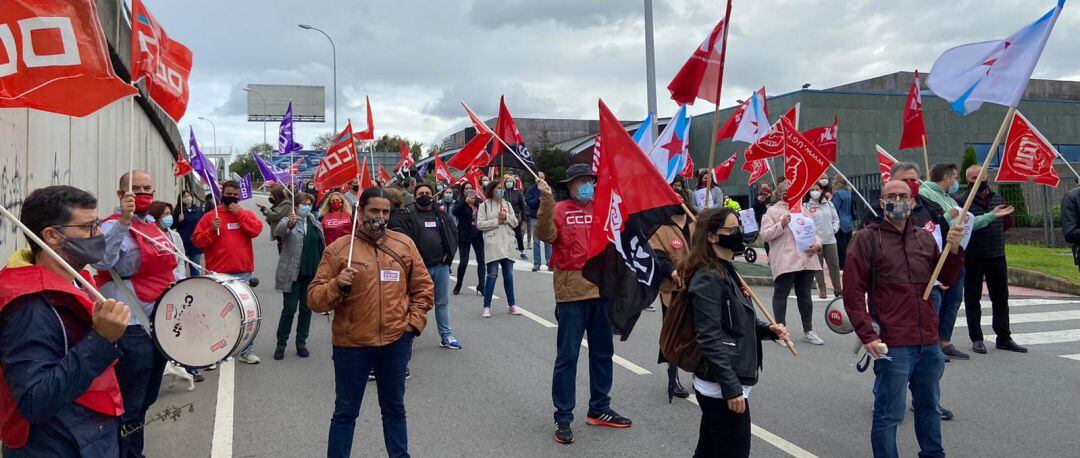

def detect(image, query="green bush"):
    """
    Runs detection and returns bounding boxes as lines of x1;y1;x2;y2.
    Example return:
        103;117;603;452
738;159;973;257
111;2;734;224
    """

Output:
960;145;977;184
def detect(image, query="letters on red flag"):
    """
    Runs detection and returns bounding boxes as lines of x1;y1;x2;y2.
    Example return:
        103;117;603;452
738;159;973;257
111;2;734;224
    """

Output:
996;111;1061;187
876;145;898;183
899;71;927;150
313;122;359;191
803;117;839;163
744;105;800;161
779;118;831;209
130;0;192;122
667;9;729;106
712;152;738;183
0;0;137;116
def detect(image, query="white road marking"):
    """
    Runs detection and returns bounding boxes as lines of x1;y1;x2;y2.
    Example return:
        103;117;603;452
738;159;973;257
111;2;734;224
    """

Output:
515;306;557;328
955;310;1080;327
792;296;1080;308
685;394;819;458
580;340;651;375
454;259;553;275
448;276;501;300
1060;354;1080;362
210;360;235;458
987;329;1080;346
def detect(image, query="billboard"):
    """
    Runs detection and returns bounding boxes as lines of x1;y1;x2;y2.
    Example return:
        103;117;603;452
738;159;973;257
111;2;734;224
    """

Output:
246;84;325;122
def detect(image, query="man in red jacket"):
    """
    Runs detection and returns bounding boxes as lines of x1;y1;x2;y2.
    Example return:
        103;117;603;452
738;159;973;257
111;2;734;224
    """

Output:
843;180;966;458
193;180;264;364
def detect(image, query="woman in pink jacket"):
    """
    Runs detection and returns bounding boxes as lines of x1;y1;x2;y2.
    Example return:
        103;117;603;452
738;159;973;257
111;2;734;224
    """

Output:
760;178;825;346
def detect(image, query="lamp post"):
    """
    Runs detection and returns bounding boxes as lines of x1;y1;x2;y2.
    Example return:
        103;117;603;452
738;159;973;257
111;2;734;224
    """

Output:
197;116;218;173
643;0;658;139
244;88;268;146
299;24;337;132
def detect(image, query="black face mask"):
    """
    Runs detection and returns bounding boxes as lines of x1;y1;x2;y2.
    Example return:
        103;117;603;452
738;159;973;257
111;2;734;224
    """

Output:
714;228;745;254
416;195;433;208
60;232;106;269
221;195;239;206
977;182;991;195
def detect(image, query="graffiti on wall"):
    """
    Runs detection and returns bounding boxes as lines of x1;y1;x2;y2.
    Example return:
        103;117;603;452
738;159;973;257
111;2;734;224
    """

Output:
0;155;25;248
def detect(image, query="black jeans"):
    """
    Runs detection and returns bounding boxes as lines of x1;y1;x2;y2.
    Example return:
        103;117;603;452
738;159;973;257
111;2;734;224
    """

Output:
115;326;167;458
835;229;852;270
456;237;485;289
694;390;751;458
964;255;1011;342
513;223;525;252
772;270;816;333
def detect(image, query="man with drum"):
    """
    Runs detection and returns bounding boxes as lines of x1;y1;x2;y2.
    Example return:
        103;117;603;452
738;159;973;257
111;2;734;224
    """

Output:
93;171;180;457
308;187;434;458
0;186;132;457
192;180;264;365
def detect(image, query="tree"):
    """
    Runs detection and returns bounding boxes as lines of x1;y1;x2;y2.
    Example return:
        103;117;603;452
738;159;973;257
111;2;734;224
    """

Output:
310;132;336;151
229;143;274;183
532;146;568;184
961;145;977;184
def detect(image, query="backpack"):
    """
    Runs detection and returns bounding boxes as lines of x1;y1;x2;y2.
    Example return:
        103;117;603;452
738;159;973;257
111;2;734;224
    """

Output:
659;286;700;373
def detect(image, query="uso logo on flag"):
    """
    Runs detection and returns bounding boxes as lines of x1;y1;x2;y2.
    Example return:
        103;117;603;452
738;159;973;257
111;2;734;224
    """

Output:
671;239;683;250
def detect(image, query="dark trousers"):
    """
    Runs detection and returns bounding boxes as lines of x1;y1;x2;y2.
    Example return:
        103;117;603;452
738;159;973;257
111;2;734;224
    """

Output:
693;391;751;458
327;334;414;458
552;299;614;423
836;229;852;270
455;238;485;289
963;255;1011;342
277;275;314;347
115;325;167;458
513;223;525;252
772;270;816;333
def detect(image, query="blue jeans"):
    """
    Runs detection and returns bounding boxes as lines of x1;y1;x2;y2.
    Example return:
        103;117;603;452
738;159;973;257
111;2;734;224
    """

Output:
529;218;551;268
428;263;453;341
552;299;614;423
871;345;945;458
483;258;516;308
115;326;167;457
328;334;413;458
938;271;965;342
187;253;203;277
232;272;256;357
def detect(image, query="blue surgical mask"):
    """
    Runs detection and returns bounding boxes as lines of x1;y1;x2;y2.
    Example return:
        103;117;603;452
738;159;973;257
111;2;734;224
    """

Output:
948;181;960;194
575;182;595;202
160;215;173;228
298;204;312;217
437;185;445;192
144;214;156;224
443;193;453;203
505;182;514;190
494;189;505;200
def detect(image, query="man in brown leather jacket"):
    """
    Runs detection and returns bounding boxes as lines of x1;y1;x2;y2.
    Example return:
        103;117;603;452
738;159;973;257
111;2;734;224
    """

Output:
308;187;434;458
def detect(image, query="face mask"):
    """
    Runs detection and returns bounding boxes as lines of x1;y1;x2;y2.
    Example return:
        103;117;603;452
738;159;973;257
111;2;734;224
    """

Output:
505;182;513;190
481;180;490;188
977;182;990;195
144;214;156;224
59;232;106;269
948;180;960;194
575;182;595;202
818;179;829;187
134;193;154;212
437;185;445;192
330;202;343;211
884;200;913;222
905;180;921;198
810;190;822;200
443;193;454;203
297;204;312;217
416;195;433;207
362;216;388;238
494;189;505;200
466;190;476;199
160;215;173;228
182;196;193;206
714;228;745;254
221;195;240;206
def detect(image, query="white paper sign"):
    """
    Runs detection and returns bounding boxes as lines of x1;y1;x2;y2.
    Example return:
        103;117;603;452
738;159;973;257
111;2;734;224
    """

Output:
739;209;758;234
789;213;817;253
955;206;975;249
380;270;401;282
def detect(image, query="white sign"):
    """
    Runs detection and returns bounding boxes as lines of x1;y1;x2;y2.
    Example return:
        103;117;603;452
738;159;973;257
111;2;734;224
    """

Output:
739;209;758;234
955;206;975;249
789;213;817;253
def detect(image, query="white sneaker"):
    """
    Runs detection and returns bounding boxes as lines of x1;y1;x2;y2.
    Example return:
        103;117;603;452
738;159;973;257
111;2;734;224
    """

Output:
238;353;261;364
482;308;491;318
802;331;825;346
508;306;522;315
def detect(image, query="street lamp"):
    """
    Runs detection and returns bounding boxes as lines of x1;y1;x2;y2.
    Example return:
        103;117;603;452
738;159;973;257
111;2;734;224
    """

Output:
299;24;337;132
197;116;218;173
802;83;812;89
244;88;267;146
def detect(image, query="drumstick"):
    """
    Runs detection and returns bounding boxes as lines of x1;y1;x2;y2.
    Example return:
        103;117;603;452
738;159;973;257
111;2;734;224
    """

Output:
0;204;107;302
128;226;216;275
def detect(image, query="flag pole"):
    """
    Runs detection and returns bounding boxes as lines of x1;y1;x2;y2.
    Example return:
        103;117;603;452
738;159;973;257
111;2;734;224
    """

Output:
921;135;931;181
199;168;221;236
129;96;135;194
0;204;107;303
1056;151;1080;181
923;106;1016;299
702;0;732;209
491;134;539;180
828;164;878;217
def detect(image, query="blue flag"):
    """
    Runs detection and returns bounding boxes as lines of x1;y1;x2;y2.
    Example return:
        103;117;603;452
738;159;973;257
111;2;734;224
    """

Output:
189;127;220;200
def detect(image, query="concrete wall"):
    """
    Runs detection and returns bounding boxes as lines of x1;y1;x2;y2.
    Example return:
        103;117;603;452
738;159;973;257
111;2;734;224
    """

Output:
0;0;185;256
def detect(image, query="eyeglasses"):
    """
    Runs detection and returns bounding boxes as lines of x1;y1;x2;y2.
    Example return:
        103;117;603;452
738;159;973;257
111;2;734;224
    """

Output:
882;193;911;201
53;219;102;234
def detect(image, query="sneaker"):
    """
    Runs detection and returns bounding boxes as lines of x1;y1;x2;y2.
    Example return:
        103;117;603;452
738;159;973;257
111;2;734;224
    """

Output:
802;331;825;346
520;252;528;260
204;363;218;371
482;308;492;318
273;346;285;360
645;305;657;312
586;409;632;428
368;369;376;381
191;370;205;383
942;344;970;360
405;367;412;380
554;422;574;444
440;337;462;350
508;306;522;315
238;353;261;364
296;344;310;358
532;266;540;272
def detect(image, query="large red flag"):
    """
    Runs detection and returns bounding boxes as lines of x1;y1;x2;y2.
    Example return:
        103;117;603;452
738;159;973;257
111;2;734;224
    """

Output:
803;117;839;163
876;145;898;183
461;101;494;134
313;122;359;191
742;156;770;185
395;140;415;171
353;96;375;141
434;154;453;183
446;132;494;170
378;164;393;183
583;99;684;339
487;96;535;167
780;118;831;210
899;71;926;150
715;88;766;141
995;111;1061;187
130;0;192;122
0;0;137;116
744;105;801;161
666;2;731;106
712;152;738;183
358;157;375;190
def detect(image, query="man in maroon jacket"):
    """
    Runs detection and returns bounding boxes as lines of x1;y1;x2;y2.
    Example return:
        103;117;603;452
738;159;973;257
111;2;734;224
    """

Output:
843;180;965;458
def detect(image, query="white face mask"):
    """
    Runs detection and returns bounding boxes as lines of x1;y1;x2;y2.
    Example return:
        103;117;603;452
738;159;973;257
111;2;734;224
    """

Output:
810;190;822;200
818;179;829;187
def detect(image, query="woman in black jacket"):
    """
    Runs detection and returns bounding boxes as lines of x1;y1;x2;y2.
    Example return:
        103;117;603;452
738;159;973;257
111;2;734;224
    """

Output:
679;207;788;458
451;182;485;295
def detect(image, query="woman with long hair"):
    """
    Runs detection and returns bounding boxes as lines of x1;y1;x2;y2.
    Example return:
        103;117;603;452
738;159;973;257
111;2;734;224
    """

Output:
830;175;855;269
803;182;842;299
677;207;788;458
475;181;522;318
452;182;485;295
319;191;354;245
173;188;204;276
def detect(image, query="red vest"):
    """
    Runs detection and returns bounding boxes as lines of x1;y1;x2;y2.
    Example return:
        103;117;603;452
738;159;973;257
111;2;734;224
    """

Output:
94;214;178;303
0;266;124;449
550;199;594;271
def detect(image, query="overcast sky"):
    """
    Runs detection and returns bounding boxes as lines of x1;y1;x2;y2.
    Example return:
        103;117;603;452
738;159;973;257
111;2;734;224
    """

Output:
148;0;1080;154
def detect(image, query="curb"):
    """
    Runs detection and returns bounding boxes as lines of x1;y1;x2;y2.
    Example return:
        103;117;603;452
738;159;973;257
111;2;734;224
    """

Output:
741;276;774;287
1007;268;1080;297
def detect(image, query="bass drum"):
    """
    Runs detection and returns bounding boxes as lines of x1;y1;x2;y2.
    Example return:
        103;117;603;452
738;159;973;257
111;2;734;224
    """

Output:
152;275;261;368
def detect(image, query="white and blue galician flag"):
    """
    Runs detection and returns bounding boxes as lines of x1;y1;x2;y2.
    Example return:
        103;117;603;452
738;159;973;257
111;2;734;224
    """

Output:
927;0;1064;115
732;89;769;143
631;111;656;154
647;105;691;183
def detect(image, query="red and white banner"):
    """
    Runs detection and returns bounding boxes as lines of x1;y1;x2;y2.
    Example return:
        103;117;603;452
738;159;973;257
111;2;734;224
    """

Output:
996;111;1061;187
667;5;730;106
744;105;801;161
313;122;358;191
434;154;452;183
712;152;738;183
446;132;493;170
780;118;831;210
803;117;838;163
742;156;770;185
899;71;926;150
395;140;414;171
378;164;393;183
0;0;137;116
130;0;192;122
876;145;898;183
716;87;765;141
680;151;695;179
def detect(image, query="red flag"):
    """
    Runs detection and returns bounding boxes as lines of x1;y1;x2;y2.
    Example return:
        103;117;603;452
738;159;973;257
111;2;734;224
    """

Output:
779;118;831;209
783;103;800;129
876;145;898;183
680;153;696;179
378;164;393;183
461;101;494;135
584;99;684;339
488;96;531;162
434;154;453;183
464;167;485;201
446;132;494;170
313;122;359;191
0;0;137;117
173;153;193;177
130;0;192;122
353;96;375;141
716;88;766;141
744;105;801;161
899;71;926;150
592;135;602;173
666;3;731;106
995;111;1061;187
712;152;738;183
395;140;414;171
803;117;839;163
742;156;770;185
358;158;375;190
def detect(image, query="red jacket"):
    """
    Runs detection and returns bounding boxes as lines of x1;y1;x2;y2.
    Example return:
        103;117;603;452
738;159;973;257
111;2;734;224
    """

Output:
535;193;599;303
320;212;353;246
192;206;263;274
842;220;964;347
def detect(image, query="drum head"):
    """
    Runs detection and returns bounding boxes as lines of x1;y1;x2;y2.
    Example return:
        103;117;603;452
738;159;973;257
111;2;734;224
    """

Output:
153;276;252;368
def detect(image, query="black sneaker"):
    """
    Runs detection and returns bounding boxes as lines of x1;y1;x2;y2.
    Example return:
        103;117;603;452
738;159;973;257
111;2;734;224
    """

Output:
554;422;574;444
296;344;310;358
273;346;285;360
942;344;970;360
586;409;632;428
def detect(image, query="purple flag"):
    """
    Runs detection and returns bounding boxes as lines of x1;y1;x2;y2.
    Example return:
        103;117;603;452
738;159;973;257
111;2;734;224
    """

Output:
189;127;221;200
238;174;254;201
277;102;304;156
252;151;292;184
417;162;429;179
